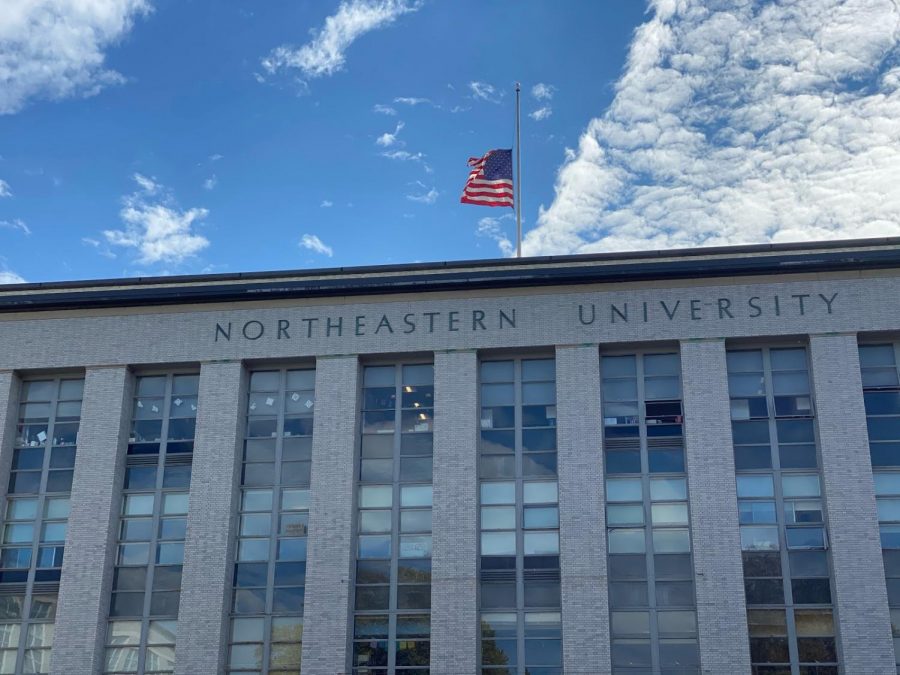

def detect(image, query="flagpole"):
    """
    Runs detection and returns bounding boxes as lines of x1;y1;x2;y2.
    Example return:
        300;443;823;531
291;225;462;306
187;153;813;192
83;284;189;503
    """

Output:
515;82;522;258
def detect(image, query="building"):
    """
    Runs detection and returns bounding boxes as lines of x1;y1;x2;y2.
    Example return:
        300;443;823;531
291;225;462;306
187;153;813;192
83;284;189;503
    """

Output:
0;237;897;675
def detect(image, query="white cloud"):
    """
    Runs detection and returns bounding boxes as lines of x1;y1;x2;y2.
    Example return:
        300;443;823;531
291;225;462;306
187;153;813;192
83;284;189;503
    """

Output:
406;182;438;204
381;150;425;162
82;236;117;258
394;96;430;106
470;81;501;102
299;233;333;256
0;219;31;235
132;172;159;194
0;179;10;197
373;103;397;115
529;106;552;121
261;0;420;81
477;215;515;257
532;83;555;101
0;270;25;284
526;0;900;256
0;0;152;115
203;175;217;190
320;199;334;208
376;120;405;147
209;153;224;162
102;173;209;265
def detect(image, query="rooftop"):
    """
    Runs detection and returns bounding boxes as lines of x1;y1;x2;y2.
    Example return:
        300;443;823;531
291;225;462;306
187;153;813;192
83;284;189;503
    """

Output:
1;236;899;313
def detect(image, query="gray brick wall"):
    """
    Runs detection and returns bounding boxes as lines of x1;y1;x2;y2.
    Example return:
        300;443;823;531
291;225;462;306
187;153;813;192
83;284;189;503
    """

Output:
809;333;895;673
430;349;479;675
300;354;359;674
679;339;751;673
175;360;247;674
52;366;132;675
556;344;610;673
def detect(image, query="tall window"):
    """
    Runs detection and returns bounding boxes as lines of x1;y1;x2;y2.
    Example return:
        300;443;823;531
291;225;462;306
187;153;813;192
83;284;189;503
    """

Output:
727;348;838;675
104;374;198;675
228;369;313;674
601;352;699;675
0;377;82;675
479;358;562;675
859;343;900;671
352;364;433;675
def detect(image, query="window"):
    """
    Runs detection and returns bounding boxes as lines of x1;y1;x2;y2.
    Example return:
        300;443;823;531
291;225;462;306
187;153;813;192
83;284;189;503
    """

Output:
353;364;433;674
228;369;313;674
105;374;198;675
0;377;82;675
602;353;699;675
860;343;900;669
727;348;838;675
479;358;562;675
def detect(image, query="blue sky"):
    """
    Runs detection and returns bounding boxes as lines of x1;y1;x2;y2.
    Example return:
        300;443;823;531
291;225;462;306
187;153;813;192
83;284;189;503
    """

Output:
2;0;900;283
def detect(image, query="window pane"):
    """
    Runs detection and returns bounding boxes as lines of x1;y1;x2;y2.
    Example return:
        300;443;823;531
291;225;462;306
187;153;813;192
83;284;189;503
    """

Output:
736;476;774;498
651;503;688;526
481;532;516;556
481;482;515;505
607;479;642;503
609;529;646;554
782;474;820;498
523;482;558;504
650;478;686;501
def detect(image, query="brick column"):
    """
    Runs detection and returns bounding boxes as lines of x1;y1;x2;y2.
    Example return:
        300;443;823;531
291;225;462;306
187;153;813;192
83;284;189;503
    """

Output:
300;355;359;674
430;350;479;674
809;333;895;673
679;339;751;673
175;360;246;674
52;366;132;674
555;344;610;673
0;371;20;507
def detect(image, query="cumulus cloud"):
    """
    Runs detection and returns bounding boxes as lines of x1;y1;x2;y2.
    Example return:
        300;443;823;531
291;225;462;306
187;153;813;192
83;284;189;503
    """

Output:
0;270;26;284
261;0;420;82
526;0;900;256
373;103;397;115
406;182;438;204
530;83;554;120
102;173;210;265
299;233;333;256
0;219;31;235
381;150;425;162
203;175;217;190
320;199;333;208
376;120;405;147
532;83;555;101
470;81;500;102
394;96;430;106
0;179;10;197
0;0;151;115
477;215;515;257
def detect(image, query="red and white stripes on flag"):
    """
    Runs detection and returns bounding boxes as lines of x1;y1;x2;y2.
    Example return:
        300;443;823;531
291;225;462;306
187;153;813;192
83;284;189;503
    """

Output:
460;149;514;207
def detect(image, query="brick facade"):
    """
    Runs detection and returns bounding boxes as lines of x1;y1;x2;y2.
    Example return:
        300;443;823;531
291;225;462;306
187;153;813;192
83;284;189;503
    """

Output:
0;242;896;673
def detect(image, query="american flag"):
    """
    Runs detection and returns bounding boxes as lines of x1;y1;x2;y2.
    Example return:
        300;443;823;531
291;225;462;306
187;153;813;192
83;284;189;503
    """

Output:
460;148;514;207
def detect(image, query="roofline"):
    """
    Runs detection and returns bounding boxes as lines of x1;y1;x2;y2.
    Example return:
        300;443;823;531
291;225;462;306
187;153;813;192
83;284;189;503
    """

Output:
1;236;899;313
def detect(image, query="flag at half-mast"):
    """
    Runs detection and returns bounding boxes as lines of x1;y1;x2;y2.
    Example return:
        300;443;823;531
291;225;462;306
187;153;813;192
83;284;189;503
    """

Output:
460;148;514;207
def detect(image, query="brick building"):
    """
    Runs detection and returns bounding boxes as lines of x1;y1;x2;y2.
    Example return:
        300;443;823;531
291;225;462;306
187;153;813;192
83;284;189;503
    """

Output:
0;237;898;674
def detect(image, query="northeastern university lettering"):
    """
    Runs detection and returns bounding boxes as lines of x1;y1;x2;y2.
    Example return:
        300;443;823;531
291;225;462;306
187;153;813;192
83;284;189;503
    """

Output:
212;291;839;343
577;292;838;325
215;308;518;342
